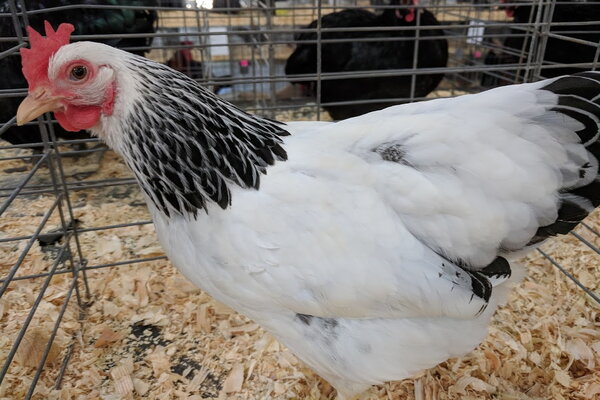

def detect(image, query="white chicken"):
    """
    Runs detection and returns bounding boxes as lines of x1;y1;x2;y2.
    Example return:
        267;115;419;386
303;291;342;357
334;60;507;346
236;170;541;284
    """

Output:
17;22;600;399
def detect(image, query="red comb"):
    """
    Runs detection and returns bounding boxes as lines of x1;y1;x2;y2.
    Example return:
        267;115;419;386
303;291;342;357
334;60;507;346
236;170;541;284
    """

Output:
20;21;74;90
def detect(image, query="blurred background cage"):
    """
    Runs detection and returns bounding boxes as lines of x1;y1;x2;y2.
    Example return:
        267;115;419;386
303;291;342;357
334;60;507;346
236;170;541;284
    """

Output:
0;0;599;399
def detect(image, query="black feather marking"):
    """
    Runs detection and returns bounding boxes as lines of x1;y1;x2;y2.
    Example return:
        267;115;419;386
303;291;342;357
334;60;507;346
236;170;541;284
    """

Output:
276;129;292;137
163;168;185;191
374;142;413;165
479;256;511;280
542;76;600;100
255;146;275;166
188;144;205;166
296;313;313;325
231;158;257;188
529;73;600;245
182;191;206;210
120;57;290;217
438;254;494;305
529;196;594;244
572;182;600;207
162;191;180;213
464;270;492;304
579;162;591;179
574;71;600;84
536;220;579;237
215;177;231;209
273;144;288;161
318;317;339;338
295;313;338;335
296;314;340;344
556;200;591;223
557;95;600;120
587;142;600;160
376;143;406;162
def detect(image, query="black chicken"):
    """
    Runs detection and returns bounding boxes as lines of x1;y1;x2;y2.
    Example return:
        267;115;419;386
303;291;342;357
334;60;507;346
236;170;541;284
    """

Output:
165;42;235;95
285;0;448;120
482;0;600;86
0;0;157;152
166;41;205;81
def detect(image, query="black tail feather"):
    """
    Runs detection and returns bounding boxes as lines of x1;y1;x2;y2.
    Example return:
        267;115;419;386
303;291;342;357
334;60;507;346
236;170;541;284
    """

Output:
530;72;600;245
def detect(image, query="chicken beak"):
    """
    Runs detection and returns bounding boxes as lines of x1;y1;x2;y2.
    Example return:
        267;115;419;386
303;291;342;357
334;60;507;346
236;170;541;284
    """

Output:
16;88;65;126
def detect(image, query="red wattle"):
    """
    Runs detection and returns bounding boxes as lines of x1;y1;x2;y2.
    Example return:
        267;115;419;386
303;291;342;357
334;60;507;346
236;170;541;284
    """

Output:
56;105;102;132
54;112;78;132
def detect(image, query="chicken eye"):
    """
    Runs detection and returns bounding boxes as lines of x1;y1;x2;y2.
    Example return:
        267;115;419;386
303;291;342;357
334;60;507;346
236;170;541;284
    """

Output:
70;65;87;81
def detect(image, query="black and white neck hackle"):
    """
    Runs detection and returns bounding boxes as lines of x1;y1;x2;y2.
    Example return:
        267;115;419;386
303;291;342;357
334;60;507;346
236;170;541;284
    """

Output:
119;57;290;218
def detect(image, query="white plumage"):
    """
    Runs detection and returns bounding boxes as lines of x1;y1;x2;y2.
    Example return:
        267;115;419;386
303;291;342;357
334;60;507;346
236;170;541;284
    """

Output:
17;32;600;399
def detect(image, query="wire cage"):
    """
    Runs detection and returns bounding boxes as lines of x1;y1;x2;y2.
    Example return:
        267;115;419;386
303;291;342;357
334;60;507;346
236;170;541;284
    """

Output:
0;0;599;399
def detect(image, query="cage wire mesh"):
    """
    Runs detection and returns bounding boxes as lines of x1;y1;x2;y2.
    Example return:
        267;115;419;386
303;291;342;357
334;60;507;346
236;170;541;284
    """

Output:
0;0;599;398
